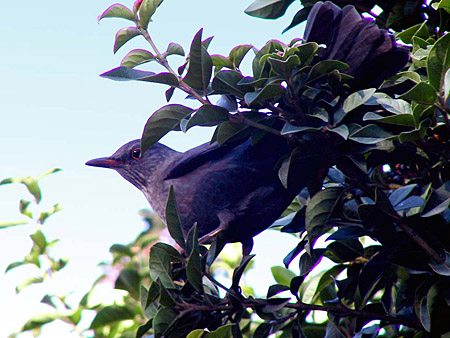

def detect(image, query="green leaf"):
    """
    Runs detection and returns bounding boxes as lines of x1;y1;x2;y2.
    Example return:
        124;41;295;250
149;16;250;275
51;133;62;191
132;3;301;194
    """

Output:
16;276;44;293
183;29;213;91
334;88;376;124
153;308;176;338
433;0;450;13
141;104;194;153
363;112;416;127
295;42;319;66
120;49;156;68
211;54;233;69
267;284;290;298
271;266;296;286
38;203;63;224
229;45;253;68
268;55;300;78
244;81;285;105
212;70;247;97
183;105;229;132
186;224;203;292
427;31;450;90
109;244;133;257
139;0;164;30
214;121;248;145
98;4;135;22
113;27;140;54
0;221;27;229
205;324;235;337
149;243;177;289
245;0;295;19
348;124;393;144
164;42;185;57
280;123;317;135
30;230;47;252
328;125;349;139
306;60;349;84
22;313;61;331
306;187;344;253
115;268;140;297
89;305;134;329
5;261;25;273
396;22;429;44
398;82;437;104
165;186;186;250
444;68;450;104
187;330;206;338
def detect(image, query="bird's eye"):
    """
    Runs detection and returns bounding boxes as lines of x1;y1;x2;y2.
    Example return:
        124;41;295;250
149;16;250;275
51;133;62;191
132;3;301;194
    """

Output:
131;148;141;160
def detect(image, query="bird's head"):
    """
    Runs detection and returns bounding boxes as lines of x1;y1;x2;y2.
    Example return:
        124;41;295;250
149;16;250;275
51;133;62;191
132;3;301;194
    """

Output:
86;139;176;191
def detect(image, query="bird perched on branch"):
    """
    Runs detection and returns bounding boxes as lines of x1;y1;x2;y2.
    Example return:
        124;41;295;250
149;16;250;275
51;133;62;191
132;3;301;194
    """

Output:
87;1;408;254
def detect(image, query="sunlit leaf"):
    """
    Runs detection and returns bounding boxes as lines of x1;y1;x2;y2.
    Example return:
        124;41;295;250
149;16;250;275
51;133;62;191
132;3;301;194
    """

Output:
98;4;135;22
113;27;141;54
139;0;164;30
121;49;156;68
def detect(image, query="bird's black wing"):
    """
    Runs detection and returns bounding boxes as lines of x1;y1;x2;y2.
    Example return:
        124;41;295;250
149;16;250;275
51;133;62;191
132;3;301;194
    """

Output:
163;138;248;180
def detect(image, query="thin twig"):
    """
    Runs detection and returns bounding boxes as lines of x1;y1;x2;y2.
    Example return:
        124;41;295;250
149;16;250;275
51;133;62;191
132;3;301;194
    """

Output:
138;27;209;105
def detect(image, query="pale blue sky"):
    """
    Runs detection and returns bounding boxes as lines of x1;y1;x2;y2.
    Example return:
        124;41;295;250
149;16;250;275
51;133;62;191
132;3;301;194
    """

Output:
1;1;305;336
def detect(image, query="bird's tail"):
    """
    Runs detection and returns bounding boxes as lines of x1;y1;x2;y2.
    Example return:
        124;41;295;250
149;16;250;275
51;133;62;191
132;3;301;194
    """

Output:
304;1;409;90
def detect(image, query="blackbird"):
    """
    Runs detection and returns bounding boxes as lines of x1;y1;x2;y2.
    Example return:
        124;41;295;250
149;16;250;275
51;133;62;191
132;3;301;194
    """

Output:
86;1;409;253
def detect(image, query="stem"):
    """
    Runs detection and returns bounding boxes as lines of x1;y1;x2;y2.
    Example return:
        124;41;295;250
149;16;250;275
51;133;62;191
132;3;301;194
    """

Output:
434;102;450;132
138;27;209;105
177;298;421;329
353;180;444;264
397;221;443;263
230;114;282;137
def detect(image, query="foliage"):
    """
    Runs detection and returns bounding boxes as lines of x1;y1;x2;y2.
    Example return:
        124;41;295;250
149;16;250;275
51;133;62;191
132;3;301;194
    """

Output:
8;0;450;337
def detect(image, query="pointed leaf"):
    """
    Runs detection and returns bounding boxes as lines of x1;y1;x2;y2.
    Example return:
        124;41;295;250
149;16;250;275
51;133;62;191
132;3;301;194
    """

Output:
149;243;177;289
141;104;194;153
139;0;164;30
165;186;186;250
212;70;248;97
348;124;393;144
115;268;140;297
183;29;213;91
229;44;253;68
184;104;229;132
164;42;185;57
114;27;140;54
244;0;295;19
307;60;349;84
186;224;203;292
306;187;344;253
98;4;135;22
398;82;437;105
271;265;296;286
334;88;376;124
244;81;285;105
427;33;450;91
121;49;156;68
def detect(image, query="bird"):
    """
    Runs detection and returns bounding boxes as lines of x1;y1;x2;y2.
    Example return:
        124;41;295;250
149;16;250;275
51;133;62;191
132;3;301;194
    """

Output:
86;1;409;254
86;133;317;255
